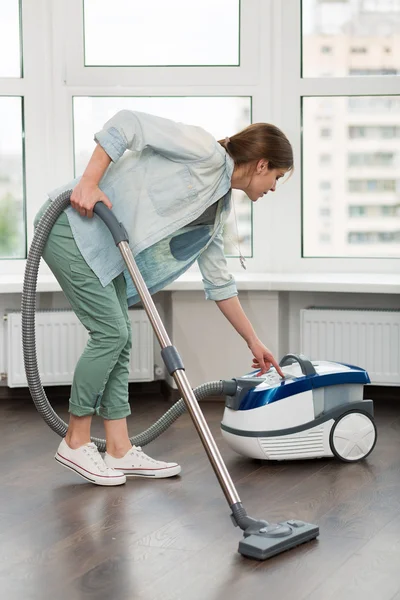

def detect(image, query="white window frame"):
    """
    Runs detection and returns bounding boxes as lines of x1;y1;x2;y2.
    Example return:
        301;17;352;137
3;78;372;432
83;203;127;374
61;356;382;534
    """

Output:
0;0;54;277
3;0;398;282
272;0;400;275
44;0;277;275
60;0;259;87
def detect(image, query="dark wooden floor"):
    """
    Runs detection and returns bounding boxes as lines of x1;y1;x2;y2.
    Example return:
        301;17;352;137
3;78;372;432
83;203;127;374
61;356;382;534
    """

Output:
1;383;400;600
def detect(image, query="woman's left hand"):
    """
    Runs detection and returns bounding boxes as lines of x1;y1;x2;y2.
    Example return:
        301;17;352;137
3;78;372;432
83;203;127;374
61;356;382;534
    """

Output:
248;338;285;378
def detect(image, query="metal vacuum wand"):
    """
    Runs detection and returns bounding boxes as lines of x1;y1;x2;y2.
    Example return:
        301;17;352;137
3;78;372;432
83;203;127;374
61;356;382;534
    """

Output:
93;201;320;561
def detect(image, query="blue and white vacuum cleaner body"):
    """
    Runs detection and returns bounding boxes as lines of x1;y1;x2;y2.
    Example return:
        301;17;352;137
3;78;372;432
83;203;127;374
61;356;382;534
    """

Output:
221;354;377;463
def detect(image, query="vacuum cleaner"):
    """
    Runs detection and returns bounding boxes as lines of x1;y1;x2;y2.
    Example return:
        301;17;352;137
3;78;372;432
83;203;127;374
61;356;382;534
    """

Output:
22;191;321;561
221;356;377;462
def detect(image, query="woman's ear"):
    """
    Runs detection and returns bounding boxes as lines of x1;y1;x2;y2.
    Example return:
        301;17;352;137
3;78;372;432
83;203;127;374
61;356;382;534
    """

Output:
256;159;269;174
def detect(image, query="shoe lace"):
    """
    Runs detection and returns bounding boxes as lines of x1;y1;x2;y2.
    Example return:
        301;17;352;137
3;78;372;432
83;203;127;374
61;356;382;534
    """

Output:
84;442;107;472
129;445;158;464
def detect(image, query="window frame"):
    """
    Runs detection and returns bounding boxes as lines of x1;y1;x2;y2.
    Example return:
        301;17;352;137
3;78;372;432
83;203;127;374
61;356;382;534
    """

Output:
51;0;276;274
273;0;400;273
0;0;55;275
2;0;399;278
60;0;259;87
2;0;275;276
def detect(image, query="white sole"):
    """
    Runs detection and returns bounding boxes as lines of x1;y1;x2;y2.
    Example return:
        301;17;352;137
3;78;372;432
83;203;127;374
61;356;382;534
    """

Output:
55;453;126;486
116;464;182;478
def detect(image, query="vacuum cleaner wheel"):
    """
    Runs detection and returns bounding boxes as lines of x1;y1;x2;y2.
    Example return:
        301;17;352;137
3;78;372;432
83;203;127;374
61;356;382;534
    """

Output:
329;410;377;462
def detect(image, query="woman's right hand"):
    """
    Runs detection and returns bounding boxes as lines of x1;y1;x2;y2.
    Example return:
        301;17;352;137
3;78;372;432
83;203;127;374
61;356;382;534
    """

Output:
70;177;113;218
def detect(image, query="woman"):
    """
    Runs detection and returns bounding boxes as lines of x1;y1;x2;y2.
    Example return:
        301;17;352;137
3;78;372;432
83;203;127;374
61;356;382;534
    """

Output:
35;110;293;486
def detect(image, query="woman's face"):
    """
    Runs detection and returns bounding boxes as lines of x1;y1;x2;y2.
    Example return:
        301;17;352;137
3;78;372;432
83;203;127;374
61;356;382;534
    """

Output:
240;161;287;202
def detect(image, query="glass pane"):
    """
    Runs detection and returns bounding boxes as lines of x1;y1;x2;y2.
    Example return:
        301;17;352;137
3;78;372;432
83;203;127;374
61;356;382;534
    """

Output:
0;0;22;77
302;0;400;77
302;96;400;258
73;96;252;256
0;97;25;259
83;0;239;66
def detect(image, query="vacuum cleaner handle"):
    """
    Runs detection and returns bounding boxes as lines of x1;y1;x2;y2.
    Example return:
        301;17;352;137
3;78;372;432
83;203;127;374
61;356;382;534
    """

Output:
93;201;130;246
279;353;316;376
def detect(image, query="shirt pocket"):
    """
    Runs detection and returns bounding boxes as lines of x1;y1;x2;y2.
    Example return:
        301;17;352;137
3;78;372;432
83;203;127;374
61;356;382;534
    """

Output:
148;163;197;217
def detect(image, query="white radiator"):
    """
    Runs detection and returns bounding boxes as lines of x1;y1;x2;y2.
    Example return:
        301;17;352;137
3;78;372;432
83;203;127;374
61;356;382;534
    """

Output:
300;307;400;385
5;309;154;388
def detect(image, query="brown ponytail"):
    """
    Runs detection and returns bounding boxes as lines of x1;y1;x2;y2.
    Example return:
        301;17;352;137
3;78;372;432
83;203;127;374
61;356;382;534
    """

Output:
218;123;293;172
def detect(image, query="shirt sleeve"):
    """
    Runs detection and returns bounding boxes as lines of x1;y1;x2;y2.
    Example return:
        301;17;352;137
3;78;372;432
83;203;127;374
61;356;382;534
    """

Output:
94;110;216;164
197;230;238;301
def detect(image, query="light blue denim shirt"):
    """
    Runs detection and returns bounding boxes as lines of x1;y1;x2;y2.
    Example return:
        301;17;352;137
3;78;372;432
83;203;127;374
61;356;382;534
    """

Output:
48;110;237;302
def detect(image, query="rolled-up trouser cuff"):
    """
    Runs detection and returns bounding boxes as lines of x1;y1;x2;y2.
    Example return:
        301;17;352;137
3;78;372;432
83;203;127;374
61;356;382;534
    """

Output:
97;404;132;420
69;401;97;417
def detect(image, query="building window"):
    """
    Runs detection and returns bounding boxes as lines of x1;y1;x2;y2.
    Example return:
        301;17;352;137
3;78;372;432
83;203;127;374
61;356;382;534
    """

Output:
320;128;332;138
321;45;332;54
348;96;400;112
348;126;400;139
348;179;396;193
320;153;332;165
348;152;395;167
320;207;331;217
349;68;398;76
349;206;367;217
350;47;367;54
348;231;400;244
319;233;331;243
319;181;332;191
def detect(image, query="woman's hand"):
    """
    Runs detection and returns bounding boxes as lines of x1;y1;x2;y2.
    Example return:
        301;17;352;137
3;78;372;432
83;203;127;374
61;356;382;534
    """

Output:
248;338;285;378
70;177;112;218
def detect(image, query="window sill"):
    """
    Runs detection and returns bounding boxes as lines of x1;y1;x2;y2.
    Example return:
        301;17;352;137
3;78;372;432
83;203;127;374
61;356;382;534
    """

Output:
1;271;399;294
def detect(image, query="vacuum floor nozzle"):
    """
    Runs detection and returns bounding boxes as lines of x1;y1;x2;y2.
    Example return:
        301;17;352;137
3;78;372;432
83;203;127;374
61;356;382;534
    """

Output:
239;520;319;560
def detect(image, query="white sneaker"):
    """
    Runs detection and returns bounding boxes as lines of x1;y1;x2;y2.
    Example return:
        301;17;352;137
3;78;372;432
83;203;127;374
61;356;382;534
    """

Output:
55;439;126;486
104;446;181;478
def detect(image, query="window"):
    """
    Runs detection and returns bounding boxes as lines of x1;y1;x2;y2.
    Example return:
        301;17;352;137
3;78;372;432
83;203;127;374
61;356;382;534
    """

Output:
302;96;400;258
0;0;26;260
319;181;331;190
83;0;240;66
320;207;331;216
0;97;25;258
0;0;22;78
320;153;331;164
348;96;400;112
349;126;400;139
349;204;399;217
348;152;395;167
348;179;396;193
320;128;332;138
321;46;332;54
73;96;253;256
349;231;400;244
349;206;367;217
302;0;400;77
319;233;331;243
349;69;398;76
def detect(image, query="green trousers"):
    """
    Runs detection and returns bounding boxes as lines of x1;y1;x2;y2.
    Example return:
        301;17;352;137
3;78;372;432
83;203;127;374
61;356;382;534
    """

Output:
35;200;132;420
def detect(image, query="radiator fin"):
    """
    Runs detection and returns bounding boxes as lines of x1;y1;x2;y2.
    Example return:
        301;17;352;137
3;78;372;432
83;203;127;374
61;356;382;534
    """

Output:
6;309;154;387
301;308;400;385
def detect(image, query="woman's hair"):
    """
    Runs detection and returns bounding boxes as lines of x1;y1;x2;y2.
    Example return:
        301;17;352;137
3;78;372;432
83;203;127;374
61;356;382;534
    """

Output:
218;123;293;172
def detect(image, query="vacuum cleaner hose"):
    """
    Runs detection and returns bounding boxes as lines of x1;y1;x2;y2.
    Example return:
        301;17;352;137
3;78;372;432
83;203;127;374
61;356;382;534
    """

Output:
21;191;234;452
